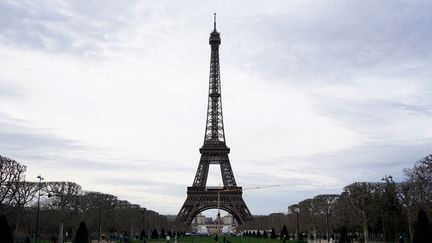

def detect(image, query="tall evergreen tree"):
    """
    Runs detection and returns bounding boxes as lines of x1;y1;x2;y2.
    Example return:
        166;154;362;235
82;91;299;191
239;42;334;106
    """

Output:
151;229;159;239
281;225;288;239
74;222;89;243
0;215;13;243
338;226;349;243
161;228;166;238
140;229;147;240
270;228;277;239
412;209;432;243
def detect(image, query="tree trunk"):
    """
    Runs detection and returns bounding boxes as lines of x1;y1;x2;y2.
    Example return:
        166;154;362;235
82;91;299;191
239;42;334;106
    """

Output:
407;211;413;242
326;213;329;242
362;212;369;243
313;226;317;241
14;207;25;238
381;212;386;242
58;222;63;243
98;208;102;242
15;211;21;238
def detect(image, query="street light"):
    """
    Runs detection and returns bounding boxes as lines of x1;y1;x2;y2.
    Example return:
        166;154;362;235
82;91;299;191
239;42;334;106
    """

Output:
35;175;44;243
381;175;396;242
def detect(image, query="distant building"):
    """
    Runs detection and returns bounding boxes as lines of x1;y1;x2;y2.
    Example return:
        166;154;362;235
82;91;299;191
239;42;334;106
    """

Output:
223;214;233;225
195;213;206;224
191;213;237;235
165;214;177;222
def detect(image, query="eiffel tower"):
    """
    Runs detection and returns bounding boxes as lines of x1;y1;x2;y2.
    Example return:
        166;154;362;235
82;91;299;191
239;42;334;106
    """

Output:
176;14;252;225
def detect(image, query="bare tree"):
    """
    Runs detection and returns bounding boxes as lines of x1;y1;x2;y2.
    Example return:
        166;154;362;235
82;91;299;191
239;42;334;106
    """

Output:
313;194;339;241
343;182;384;243
78;191;123;239
397;181;418;241
399;154;432;240
298;198;316;239
288;204;300;239
45;181;82;242
0;156;27;205
403;154;432;209
10;181;37;236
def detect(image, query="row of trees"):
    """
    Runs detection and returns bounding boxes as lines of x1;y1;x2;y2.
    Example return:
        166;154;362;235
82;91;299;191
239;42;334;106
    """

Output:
242;227;286;239
238;154;432;243
0;155;189;241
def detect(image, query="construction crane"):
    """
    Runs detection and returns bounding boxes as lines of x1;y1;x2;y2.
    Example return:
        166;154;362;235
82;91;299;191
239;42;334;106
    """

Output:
244;185;281;191
215;185;280;238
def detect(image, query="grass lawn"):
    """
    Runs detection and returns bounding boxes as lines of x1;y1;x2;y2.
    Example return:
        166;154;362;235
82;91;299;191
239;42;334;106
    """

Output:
143;236;307;243
35;236;307;243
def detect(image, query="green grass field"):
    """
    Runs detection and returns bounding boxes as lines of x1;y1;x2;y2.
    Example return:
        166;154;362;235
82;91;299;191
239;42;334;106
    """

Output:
143;236;307;243
32;236;307;243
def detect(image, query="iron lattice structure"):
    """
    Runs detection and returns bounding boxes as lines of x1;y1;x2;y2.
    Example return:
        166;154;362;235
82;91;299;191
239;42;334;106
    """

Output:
177;16;252;225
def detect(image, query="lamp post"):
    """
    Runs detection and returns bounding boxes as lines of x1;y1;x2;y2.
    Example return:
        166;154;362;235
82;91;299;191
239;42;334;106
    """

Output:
35;175;44;243
382;175;396;242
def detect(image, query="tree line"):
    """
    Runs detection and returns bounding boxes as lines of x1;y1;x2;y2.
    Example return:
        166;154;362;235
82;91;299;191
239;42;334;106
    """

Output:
0;155;188;242
238;154;432;243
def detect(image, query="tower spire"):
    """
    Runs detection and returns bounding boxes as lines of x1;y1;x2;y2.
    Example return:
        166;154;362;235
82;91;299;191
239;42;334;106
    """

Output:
213;12;217;31
206;13;223;144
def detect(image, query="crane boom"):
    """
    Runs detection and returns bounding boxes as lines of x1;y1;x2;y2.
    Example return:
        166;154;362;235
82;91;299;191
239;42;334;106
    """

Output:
243;185;280;190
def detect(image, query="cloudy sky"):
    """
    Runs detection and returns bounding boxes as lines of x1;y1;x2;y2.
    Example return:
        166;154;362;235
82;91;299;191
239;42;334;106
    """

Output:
1;0;431;216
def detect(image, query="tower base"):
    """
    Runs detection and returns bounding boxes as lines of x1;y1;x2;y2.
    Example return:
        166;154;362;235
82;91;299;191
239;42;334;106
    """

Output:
176;187;252;225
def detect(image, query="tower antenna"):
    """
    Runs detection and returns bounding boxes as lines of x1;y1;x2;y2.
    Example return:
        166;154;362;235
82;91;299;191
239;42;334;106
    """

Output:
213;12;217;31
